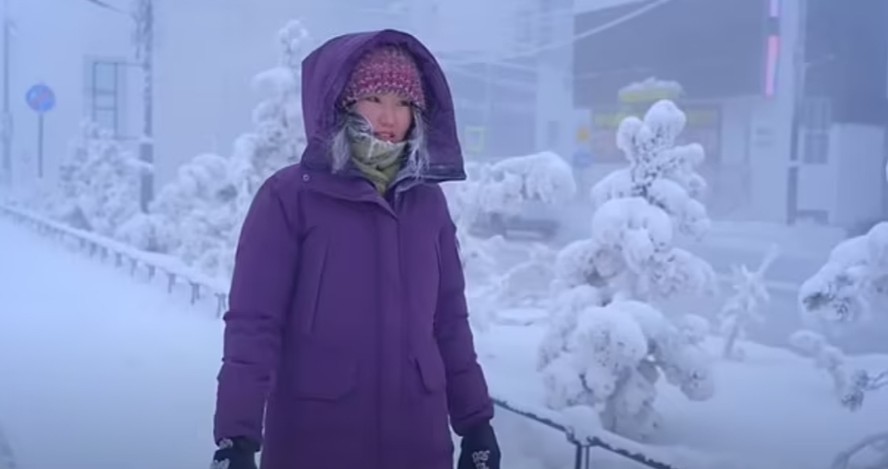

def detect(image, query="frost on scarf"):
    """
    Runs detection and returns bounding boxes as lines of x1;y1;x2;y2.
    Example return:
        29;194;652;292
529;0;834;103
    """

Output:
538;100;716;440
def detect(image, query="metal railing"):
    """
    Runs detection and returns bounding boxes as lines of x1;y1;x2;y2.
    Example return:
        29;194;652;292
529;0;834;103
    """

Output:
1;202;688;469
0;422;17;469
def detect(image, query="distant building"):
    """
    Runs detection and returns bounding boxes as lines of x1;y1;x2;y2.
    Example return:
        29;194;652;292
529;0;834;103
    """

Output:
567;0;888;228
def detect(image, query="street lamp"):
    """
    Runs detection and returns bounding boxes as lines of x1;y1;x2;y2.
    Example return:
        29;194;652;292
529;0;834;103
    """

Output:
84;0;155;213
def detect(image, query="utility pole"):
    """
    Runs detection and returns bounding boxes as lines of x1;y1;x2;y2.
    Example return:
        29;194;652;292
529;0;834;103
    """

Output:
85;0;154;211
135;0;154;212
2;0;12;186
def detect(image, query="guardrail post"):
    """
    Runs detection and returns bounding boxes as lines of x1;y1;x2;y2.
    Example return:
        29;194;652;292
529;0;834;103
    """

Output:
190;281;200;304
216;293;227;318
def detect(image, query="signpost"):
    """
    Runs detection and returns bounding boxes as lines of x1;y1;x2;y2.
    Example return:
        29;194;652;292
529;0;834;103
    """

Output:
25;83;55;178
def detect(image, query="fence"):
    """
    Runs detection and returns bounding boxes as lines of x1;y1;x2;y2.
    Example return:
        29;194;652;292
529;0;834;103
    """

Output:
0;422;16;469
1;202;700;469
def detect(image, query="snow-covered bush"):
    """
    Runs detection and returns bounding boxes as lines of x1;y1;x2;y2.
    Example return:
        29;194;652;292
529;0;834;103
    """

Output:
796;163;888;469
799;221;888;326
538;100;716;440
538;297;713;440
118;153;239;273
117;20;311;280
48;121;144;237
718;244;779;360
443;151;576;287
444;151;576;237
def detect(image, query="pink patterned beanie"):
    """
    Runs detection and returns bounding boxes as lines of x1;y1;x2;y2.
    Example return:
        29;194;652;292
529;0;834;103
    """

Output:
341;45;426;109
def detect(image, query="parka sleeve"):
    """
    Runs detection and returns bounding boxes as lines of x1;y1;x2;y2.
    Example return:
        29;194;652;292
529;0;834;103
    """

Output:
213;175;300;447
434;202;495;436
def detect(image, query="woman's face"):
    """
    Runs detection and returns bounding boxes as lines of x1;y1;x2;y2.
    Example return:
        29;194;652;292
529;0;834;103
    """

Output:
353;93;414;143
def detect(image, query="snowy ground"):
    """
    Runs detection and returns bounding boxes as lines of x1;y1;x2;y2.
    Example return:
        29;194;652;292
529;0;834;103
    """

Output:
1;217;887;469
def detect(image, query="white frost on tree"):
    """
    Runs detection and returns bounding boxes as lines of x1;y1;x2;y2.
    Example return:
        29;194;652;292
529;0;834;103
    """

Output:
442;152;576;330
538;100;716;440
443;151;576;285
718;244;779;360
799;221;888;326
618;76;684;103
538;297;714;440
50;121;143;238
117;20;311;280
118;153;240;277
796;162;888;469
228;19;310;216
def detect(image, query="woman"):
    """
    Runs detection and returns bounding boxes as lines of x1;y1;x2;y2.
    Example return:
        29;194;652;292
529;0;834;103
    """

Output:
210;29;501;469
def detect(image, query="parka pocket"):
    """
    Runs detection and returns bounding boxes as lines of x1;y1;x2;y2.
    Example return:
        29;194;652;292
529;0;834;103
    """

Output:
293;239;329;335
413;344;447;393
290;338;358;400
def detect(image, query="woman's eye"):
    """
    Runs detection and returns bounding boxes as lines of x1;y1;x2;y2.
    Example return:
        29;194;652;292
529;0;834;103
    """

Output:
398;100;411;107
364;96;381;103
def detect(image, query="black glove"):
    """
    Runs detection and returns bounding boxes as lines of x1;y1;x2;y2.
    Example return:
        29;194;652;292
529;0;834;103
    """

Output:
211;437;259;469
457;422;501;469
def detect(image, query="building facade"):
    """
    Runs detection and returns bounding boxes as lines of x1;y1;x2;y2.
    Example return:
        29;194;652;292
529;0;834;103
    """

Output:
566;0;888;227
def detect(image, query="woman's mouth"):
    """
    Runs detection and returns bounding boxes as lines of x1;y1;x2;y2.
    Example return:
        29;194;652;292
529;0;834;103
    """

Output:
375;132;396;142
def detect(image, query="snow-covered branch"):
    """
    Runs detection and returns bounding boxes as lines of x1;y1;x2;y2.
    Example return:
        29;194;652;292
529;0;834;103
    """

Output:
798;222;888;325
832;431;888;469
718;244;779;360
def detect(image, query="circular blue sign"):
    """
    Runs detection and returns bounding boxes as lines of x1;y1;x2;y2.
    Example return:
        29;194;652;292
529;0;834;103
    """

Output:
25;83;56;113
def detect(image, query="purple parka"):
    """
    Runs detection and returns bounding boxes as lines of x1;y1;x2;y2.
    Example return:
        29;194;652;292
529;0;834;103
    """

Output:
213;29;494;469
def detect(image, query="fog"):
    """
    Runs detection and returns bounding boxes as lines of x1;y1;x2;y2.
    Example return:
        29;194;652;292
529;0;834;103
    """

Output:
1;0;887;468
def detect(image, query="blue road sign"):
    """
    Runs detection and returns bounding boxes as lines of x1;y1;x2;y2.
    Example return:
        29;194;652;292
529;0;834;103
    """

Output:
25;83;56;113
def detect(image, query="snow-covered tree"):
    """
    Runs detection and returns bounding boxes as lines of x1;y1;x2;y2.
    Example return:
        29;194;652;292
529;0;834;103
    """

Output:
443;152;576;327
795;162;888;469
117;19;311;280
538;295;713;440
228;19;310;215
538;100;716;440
443;151;575;279
50;121;143;237
799;221;888;326
718;244;779;360
117;152;239;276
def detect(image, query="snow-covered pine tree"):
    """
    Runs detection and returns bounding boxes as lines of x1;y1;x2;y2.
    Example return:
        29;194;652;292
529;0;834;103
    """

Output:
538;99;716;440
718;244;779;360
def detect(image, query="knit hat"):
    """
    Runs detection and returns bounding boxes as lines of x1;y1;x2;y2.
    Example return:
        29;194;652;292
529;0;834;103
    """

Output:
341;45;426;109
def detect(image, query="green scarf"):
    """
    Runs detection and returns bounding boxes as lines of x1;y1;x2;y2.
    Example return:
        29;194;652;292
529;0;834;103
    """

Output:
349;133;407;194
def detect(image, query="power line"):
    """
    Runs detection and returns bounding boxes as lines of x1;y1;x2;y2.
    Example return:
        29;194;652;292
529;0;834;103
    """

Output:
83;0;127;15
441;0;672;68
